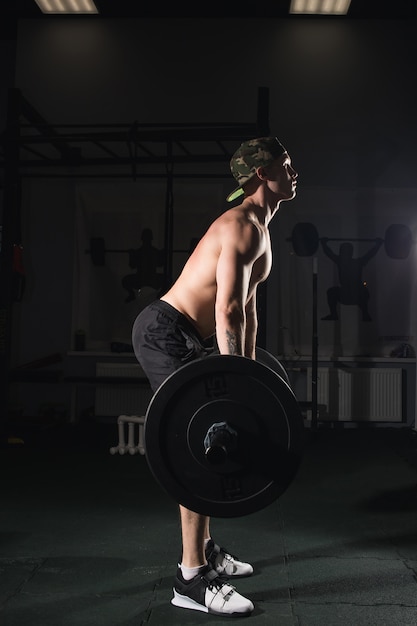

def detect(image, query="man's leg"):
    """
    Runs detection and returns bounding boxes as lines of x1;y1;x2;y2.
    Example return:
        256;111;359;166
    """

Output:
172;505;254;616
178;505;253;577
179;505;208;568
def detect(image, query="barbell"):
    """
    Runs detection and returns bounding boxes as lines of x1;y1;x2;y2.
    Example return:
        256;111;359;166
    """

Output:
86;236;198;266
287;222;414;259
144;347;304;518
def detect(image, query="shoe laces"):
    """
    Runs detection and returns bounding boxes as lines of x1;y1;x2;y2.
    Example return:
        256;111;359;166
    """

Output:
216;549;239;572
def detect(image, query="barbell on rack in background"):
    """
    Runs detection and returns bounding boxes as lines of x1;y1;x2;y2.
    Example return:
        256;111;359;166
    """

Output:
286;222;414;259
85;236;199;266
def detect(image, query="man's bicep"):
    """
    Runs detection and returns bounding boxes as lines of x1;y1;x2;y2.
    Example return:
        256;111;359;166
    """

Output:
215;220;261;311
215;245;251;309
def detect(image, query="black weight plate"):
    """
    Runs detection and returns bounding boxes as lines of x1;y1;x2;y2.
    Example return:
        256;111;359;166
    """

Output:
145;355;304;518
291;222;319;256
255;347;291;386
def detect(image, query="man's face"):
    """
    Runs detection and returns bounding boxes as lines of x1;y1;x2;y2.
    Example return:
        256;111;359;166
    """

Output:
262;152;298;201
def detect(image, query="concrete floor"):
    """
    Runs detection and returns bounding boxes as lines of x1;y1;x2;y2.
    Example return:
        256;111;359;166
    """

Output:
2;421;417;625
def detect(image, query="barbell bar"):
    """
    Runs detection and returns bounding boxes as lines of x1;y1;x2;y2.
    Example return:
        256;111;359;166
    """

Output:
287;222;414;259
85;236;198;266
144;348;304;518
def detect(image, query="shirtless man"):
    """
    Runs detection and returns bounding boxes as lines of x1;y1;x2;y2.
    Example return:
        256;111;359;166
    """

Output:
132;136;298;617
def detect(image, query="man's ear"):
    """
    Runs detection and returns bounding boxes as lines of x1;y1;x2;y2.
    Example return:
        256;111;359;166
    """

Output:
255;166;268;181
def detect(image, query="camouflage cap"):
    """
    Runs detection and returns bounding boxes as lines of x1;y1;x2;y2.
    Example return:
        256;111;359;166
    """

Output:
226;136;287;202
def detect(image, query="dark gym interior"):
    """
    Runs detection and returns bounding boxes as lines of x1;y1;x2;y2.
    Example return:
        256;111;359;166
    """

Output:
1;2;417;624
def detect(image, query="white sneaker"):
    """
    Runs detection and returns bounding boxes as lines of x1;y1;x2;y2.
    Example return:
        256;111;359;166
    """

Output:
171;565;254;617
206;539;254;578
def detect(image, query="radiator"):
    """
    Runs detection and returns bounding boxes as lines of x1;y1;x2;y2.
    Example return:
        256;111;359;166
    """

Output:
95;363;153;417
307;367;403;422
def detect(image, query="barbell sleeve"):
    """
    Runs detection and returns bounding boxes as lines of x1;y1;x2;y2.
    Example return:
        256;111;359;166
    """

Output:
204;421;237;465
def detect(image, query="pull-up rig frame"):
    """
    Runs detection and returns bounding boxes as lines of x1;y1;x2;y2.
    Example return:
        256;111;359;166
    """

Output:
0;86;271;428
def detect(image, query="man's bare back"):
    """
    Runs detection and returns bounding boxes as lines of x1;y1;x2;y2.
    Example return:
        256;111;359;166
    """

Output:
161;199;272;342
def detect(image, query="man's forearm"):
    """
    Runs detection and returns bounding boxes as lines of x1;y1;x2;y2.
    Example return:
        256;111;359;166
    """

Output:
244;315;257;359
216;309;245;356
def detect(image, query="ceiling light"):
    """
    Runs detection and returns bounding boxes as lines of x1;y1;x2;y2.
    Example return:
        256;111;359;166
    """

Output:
33;0;99;14
290;0;351;15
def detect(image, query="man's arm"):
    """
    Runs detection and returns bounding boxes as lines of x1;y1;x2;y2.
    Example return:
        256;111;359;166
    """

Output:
359;238;383;264
244;291;258;360
215;222;260;356
320;237;338;263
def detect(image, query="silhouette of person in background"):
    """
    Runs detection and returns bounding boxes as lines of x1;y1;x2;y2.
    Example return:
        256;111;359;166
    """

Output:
320;237;383;321
122;228;164;302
